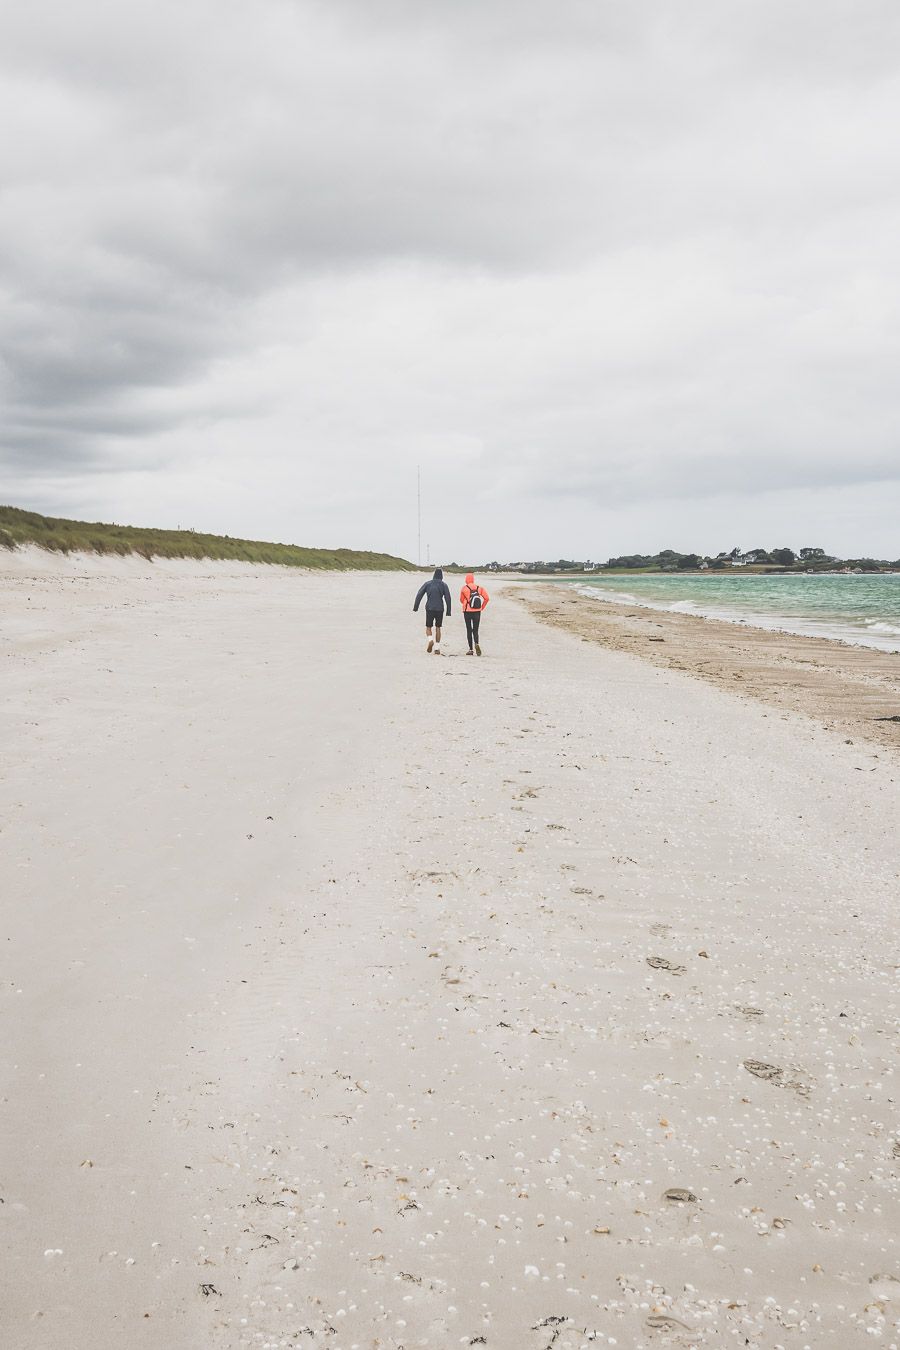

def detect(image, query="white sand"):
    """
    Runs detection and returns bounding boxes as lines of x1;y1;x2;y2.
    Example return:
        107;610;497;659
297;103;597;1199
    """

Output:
1;551;898;1349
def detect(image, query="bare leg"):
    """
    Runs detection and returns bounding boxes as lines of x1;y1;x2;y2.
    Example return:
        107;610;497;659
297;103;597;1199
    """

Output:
426;625;434;653
434;624;442;653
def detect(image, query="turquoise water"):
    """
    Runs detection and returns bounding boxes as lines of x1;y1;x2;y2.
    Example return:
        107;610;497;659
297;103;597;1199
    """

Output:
563;572;900;652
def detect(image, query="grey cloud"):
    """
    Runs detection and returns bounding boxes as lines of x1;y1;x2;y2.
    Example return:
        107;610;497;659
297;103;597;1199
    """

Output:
1;0;899;557
491;443;900;509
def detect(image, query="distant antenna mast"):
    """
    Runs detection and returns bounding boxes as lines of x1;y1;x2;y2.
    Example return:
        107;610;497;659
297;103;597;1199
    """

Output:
417;463;422;566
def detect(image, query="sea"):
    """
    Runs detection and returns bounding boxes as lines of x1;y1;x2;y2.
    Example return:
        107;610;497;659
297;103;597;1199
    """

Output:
562;571;900;653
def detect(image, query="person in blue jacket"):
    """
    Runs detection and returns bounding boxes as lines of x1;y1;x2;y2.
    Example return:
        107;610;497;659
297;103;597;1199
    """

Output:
413;568;452;654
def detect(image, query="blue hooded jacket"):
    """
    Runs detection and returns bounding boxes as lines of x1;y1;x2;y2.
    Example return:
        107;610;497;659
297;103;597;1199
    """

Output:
413;568;452;616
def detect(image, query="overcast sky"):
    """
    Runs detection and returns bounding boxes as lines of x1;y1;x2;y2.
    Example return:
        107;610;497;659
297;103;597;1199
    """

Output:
2;0;899;562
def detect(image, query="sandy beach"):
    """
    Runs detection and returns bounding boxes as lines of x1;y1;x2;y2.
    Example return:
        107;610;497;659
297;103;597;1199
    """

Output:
2;551;899;1350
515;584;900;754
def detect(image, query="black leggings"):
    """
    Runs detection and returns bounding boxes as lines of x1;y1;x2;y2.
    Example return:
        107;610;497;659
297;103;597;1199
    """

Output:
464;611;481;649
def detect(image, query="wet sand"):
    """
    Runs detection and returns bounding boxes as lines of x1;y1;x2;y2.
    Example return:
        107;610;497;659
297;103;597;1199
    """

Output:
2;551;899;1349
514;582;900;753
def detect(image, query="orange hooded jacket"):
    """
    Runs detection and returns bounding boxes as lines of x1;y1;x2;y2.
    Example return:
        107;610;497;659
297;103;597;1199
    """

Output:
460;574;490;612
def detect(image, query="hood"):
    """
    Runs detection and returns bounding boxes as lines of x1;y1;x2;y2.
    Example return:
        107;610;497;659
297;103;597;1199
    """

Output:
432;568;443;580
465;573;475;586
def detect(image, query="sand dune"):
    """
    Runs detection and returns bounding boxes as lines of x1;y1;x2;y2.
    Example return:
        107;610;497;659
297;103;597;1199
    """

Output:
1;553;898;1349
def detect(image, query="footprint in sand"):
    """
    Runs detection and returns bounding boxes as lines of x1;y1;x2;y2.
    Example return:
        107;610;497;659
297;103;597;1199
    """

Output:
743;1059;812;1095
743;1059;781;1080
869;1274;900;1301
647;955;686;975
734;1004;765;1020
646;1312;696;1335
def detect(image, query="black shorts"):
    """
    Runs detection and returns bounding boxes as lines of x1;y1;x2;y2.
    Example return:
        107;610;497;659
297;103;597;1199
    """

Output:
425;609;445;628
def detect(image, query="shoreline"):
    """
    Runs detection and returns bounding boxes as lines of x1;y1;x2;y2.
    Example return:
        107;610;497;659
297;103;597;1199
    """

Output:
514;583;900;755
533;575;900;655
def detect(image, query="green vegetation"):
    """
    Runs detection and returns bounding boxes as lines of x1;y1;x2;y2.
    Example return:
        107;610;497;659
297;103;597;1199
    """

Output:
481;544;900;574
0;505;414;570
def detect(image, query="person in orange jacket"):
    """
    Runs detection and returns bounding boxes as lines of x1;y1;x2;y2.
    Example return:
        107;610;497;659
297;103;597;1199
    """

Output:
460;573;489;655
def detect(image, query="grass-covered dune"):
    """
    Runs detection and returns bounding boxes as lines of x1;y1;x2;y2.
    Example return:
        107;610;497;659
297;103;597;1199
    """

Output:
0;505;414;571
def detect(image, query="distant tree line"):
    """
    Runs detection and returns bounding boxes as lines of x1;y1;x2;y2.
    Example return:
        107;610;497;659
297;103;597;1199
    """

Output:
602;545;899;571
476;545;900;573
